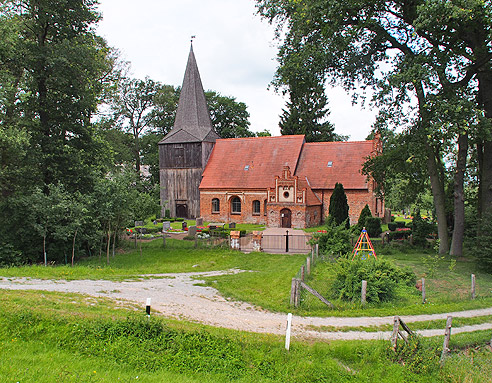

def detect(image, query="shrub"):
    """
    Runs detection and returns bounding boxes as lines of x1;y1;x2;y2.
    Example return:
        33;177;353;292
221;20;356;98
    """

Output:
476;213;492;271
391;334;440;374
309;218;351;257
331;257;415;303
0;243;24;267
165;209;171;218
396;221;406;228
365;217;382;237
388;230;412;241
357;204;372;231
388;222;397;231
412;210;436;247
329;183;350;228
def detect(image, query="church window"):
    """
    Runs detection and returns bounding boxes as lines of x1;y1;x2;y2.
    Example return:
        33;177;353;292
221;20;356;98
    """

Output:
212;198;220;213
252;200;260;215
231;197;241;214
283;191;290;199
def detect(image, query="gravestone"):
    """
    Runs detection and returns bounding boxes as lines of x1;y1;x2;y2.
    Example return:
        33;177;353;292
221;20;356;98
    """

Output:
135;221;144;227
162;221;171;231
182;221;187;230
188;226;197;237
229;222;236;229
196;217;204;226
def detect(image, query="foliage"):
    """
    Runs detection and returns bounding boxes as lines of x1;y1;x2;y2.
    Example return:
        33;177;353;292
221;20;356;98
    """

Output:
412;210;436;247
328;183;349;228
475;212;492;272
0;242;24;267
205;91;254;138
309;218;351;257
357;204;372;231
365;217;382;238
332;258;416;303
391;335;440;375
388;222;397;231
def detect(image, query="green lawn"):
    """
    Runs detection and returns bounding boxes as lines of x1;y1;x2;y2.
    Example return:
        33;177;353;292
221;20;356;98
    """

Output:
1;289;491;382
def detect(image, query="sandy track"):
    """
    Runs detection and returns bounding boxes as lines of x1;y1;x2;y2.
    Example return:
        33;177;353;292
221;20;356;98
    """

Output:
1;270;491;340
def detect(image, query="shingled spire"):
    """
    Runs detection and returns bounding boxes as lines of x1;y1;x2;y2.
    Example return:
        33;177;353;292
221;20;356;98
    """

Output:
160;44;220;143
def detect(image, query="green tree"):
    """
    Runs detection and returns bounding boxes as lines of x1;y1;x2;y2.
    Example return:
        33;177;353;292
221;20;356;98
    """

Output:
357;204;372;232
256;0;492;255
205;91;254;138
329;183;349;228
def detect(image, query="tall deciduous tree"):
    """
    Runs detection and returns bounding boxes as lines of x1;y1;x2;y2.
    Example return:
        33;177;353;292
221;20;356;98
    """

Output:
256;0;492;255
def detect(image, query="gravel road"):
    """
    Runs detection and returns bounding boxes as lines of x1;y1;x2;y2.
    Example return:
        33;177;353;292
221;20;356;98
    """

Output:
1;270;491;340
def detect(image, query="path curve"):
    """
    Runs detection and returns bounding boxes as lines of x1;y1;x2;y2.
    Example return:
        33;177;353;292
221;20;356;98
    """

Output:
1;271;491;340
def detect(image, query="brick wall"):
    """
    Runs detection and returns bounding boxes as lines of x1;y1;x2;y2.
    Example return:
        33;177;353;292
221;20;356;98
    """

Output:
200;190;268;224
316;188;380;225
266;204;322;228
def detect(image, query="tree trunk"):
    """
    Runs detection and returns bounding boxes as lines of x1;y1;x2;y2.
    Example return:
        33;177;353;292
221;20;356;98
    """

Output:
450;132;468;256
112;225;117;258
425;140;449;254
106;222;111;265
71;228;78;267
43;234;47;267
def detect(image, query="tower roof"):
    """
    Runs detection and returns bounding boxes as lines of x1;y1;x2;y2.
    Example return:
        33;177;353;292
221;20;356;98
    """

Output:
159;44;220;144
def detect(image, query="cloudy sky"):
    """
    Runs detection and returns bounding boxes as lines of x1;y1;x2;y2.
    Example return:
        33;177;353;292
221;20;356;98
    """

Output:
96;0;377;140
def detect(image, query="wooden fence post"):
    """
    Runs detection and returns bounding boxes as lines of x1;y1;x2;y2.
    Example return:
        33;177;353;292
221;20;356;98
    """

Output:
306;257;311;275
315;244;319;258
440;316;453;364
422;278;426;304
290;278;297;306
295;279;301;307
301;265;305;281
391;316;400;350
361;280;367;305
471;274;476;300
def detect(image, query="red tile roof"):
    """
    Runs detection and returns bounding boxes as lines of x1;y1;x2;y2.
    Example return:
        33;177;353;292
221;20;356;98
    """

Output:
295;141;375;190
200;135;305;189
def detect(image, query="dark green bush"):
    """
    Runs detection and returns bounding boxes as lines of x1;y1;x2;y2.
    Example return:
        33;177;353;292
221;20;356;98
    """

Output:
309;218;351;257
357;204;372;231
476;213;492;271
365;217;382;237
412;211;436;247
165;209;171;218
388;222;397;231
388;230;412;241
332;258;415;303
396;221;406;228
0;243;24;267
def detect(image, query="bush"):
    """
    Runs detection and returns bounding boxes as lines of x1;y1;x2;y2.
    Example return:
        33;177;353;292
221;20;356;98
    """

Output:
396;221;406;228
332;257;416;303
357;204;372;231
329;183;350;228
309;217;352;257
476;213;492;271
388;230;412;241
165;209;171;218
365;217;382;237
388;222;397;231
0;243;24;267
412;210;436;247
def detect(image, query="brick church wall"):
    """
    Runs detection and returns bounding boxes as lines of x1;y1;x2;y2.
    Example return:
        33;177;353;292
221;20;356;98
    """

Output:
316;189;380;225
200;190;268;224
266;204;322;229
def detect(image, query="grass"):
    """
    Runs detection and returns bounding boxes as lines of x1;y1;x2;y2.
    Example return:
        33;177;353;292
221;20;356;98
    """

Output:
1;239;492;318
1;289;491;382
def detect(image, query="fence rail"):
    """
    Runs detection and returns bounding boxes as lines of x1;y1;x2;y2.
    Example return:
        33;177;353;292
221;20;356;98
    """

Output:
239;233;312;254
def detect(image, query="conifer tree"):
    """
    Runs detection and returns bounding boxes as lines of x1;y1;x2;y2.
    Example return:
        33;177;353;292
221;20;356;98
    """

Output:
329;183;349;228
357;204;372;231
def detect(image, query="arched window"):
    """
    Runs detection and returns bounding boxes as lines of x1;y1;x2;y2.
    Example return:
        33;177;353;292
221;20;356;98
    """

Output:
212;198;220;213
252;200;260;215
231;196;241;214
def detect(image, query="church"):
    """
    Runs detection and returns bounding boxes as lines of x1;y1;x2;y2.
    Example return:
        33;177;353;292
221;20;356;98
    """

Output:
159;46;383;229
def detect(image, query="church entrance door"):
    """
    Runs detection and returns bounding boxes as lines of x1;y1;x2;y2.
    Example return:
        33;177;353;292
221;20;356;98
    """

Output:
176;203;188;218
280;208;292;228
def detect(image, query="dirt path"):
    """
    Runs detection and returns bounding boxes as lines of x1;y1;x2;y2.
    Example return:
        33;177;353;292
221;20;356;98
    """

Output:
1;270;491;340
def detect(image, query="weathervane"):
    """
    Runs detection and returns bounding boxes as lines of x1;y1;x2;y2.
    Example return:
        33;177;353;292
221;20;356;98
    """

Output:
191;35;196;44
